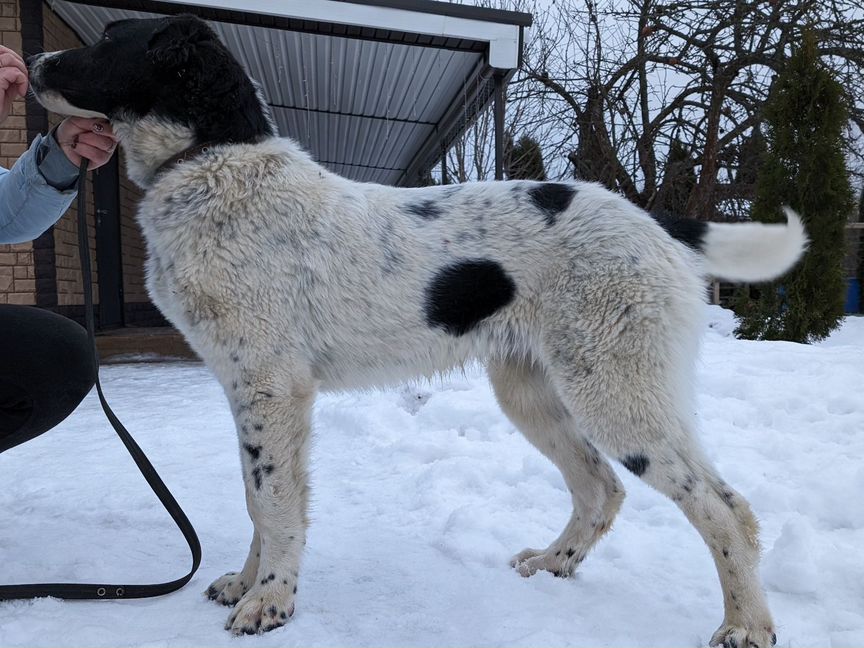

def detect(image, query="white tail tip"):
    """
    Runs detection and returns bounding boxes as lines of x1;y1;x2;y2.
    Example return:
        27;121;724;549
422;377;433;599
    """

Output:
702;208;809;282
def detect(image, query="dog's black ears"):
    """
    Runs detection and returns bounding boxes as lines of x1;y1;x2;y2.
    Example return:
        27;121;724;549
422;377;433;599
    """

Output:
147;15;216;68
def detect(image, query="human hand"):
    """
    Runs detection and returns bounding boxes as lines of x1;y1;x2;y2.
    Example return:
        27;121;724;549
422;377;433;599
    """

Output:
56;117;118;170
0;45;28;124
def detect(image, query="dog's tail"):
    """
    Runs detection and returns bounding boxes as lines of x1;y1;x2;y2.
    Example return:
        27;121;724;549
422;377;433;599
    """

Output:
660;208;808;282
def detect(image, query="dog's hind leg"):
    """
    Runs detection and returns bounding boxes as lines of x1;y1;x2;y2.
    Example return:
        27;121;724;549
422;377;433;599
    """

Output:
206;529;260;606
540;297;776;648
488;357;625;578
217;370;316;635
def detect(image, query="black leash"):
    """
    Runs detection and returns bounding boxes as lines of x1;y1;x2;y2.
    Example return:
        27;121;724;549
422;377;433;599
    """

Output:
0;160;201;600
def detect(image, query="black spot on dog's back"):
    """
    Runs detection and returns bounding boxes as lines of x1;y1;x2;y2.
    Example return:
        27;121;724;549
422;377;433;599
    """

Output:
406;200;442;221
621;454;649;476
651;214;708;251
528;183;576;226
425;259;516;336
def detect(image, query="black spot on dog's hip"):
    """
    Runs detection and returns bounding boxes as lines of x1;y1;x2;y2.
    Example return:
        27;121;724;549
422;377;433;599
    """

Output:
425;259;516;336
650;214;708;251
528;183;576;227
621;454;649;476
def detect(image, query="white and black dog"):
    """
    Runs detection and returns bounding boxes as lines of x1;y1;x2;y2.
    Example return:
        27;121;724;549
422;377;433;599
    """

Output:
29;15;807;645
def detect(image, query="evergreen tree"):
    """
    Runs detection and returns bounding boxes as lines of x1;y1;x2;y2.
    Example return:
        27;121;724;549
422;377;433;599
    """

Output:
734;32;853;343
505;135;547;181
735;125;768;189
857;186;864;309
569;82;619;190
654;139;696;217
417;169;439;187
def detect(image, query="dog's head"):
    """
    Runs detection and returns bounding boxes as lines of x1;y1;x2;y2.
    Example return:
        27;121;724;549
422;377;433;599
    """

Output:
29;14;275;179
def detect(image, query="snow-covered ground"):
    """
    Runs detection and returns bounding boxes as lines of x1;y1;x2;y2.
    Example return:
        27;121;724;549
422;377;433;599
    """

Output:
1;306;862;647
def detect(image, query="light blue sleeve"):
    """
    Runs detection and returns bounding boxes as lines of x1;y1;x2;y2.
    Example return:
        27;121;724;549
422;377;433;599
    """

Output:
0;134;78;244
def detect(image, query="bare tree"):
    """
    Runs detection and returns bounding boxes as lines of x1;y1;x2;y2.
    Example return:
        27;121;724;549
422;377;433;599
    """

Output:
510;0;864;220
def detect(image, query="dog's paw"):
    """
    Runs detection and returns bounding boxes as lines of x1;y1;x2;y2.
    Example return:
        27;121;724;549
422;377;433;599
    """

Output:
509;545;585;578
206;572;251;607
709;623;777;648
224;579;296;635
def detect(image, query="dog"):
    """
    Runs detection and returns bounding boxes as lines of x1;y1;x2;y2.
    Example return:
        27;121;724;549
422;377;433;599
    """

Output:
28;15;807;644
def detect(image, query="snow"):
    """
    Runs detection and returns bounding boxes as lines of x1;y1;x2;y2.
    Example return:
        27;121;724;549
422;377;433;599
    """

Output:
1;306;863;647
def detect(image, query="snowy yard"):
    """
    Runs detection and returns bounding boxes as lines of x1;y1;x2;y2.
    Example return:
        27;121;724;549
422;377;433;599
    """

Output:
0;306;862;647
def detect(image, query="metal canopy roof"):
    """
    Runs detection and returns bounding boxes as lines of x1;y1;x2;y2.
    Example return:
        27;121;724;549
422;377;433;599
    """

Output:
48;0;531;185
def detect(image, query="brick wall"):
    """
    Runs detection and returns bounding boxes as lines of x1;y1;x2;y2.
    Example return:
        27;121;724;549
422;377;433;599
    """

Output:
0;0;36;306
43;2;99;309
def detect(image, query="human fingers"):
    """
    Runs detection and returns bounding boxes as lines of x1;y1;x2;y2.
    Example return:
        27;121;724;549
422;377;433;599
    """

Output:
56;119;116;159
0;66;27;98
64;116;114;133
75;130;117;154
67;133;116;170
0;50;27;76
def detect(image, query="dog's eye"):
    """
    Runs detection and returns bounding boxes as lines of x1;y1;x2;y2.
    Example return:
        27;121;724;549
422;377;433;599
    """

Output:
102;33;110;41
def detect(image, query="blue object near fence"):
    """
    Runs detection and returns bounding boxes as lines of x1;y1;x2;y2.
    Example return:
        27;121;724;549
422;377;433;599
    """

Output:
846;277;862;313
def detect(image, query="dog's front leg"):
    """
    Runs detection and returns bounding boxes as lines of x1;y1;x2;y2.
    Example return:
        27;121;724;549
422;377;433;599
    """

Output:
223;376;315;635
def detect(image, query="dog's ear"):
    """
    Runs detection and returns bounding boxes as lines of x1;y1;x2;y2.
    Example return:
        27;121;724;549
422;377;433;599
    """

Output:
147;15;215;68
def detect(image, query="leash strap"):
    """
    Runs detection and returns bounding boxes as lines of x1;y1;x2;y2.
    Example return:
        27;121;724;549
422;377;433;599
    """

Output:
0;160;201;600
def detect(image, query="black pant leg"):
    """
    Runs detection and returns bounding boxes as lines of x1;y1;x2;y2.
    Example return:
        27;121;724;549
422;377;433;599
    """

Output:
0;305;96;454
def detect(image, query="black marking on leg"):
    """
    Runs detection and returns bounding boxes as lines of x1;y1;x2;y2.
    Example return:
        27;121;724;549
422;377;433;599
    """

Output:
425;259;516;336
722;547;730;558
253;468;263;490
406;200;442;220
268;605;278;617
650;213;708;251
293;584;297;594
243;443;262;460
682;474;696;493
528;183;576;227
565;548;575;558
719;487;736;509
252;463;275;489
253;423;264;432
280;611;288;620
621;454;649;476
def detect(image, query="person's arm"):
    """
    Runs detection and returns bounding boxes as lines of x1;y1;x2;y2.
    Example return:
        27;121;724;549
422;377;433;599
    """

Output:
0;43;118;245
0;130;80;244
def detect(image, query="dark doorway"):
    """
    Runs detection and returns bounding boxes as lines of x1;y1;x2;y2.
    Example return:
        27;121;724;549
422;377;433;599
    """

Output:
93;153;124;329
